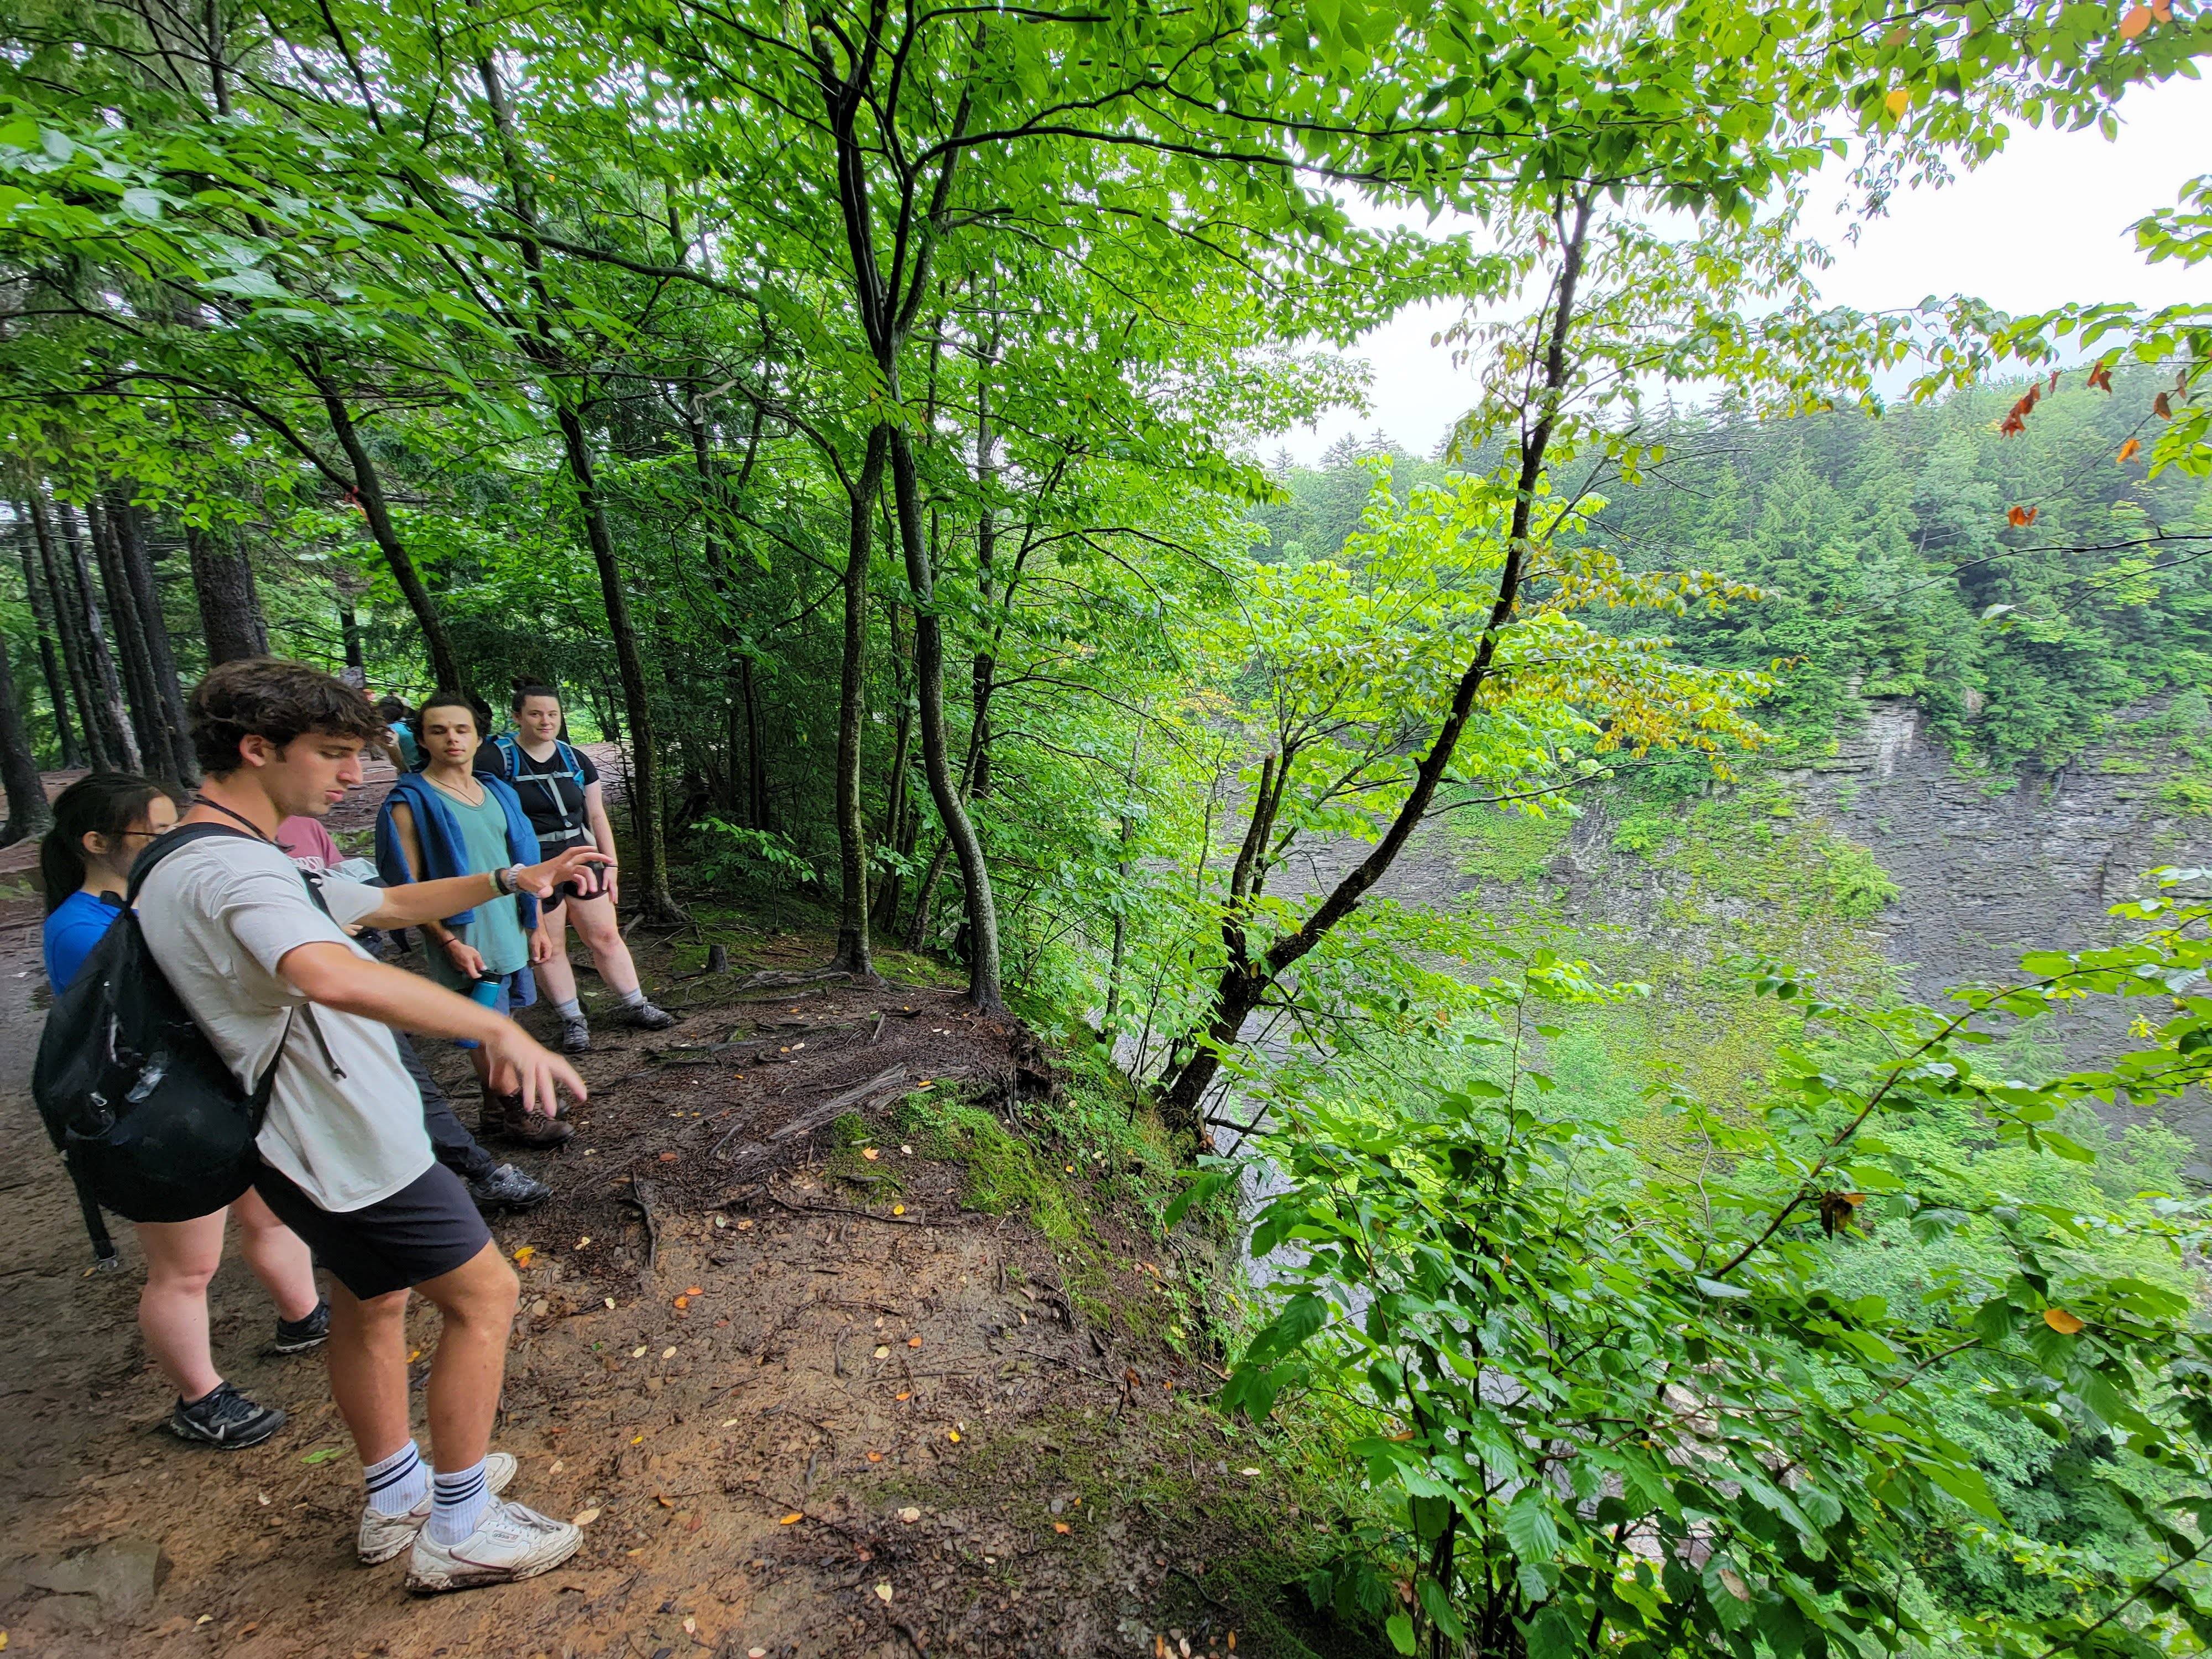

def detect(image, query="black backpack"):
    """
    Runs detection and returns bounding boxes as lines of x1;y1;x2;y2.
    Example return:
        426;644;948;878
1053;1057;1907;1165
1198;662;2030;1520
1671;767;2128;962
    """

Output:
33;824;302;1264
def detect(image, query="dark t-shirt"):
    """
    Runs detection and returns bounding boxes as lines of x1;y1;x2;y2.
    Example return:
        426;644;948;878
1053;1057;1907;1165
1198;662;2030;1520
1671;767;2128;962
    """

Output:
476;737;599;846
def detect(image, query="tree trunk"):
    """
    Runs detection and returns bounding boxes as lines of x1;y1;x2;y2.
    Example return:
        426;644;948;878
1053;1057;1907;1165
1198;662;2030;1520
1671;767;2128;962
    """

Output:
479;52;679;921
51;499;138;773
739;653;769;830
905;836;950;952
87;497;169;778
106;493;197;783
554;405;683;921
15;518;83;768
304;362;466;692
29;498;112;771
1154;193;1597;1147
186;524;270;662
831;427;890;980
0;622;51;843
876;603;914;926
887;425;1003;1014
339;591;366;675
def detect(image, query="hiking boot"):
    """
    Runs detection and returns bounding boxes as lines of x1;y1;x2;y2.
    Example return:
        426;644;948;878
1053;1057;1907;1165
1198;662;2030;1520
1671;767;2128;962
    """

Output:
358;1452;518;1566
272;1298;331;1355
486;1091;573;1149
170;1381;286;1449
468;1163;551;1214
558;1015;591;1053
620;1001;676;1031
404;1498;581;1594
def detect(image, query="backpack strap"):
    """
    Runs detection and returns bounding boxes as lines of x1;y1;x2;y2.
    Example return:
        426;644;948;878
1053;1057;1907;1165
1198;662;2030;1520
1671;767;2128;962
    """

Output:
492;733;521;780
127;822;257;904
554;740;588;794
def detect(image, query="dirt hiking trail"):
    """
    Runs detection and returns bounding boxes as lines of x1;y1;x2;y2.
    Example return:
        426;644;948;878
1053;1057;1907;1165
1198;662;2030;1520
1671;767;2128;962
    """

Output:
0;884;1337;1658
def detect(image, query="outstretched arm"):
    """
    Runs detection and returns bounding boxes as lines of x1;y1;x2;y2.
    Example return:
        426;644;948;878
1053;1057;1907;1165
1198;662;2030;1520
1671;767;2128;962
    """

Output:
276;941;585;1118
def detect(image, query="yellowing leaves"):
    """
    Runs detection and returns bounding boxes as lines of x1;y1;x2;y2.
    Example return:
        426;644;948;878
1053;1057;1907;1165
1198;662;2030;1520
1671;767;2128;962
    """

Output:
1884;87;1910;117
512;1245;535;1266
2119;4;2152;38
2006;505;2038;528
779;1511;804;1525
2117;437;2142;463
2044;1307;2086;1335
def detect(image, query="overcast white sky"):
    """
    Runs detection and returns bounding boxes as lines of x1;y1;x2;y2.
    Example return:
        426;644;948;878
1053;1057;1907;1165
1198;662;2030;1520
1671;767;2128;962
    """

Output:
1276;76;2211;463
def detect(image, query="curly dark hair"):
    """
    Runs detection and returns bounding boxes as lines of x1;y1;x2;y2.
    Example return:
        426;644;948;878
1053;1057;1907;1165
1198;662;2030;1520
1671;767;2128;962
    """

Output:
189;658;389;776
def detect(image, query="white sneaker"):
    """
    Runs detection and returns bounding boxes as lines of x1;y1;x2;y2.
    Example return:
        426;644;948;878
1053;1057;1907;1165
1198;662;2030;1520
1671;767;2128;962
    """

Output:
404;1498;581;1594
357;1452;519;1565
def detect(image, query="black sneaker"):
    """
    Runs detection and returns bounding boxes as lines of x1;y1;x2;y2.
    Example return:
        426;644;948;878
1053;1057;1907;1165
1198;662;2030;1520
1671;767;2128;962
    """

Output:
558;1015;591;1053
621;1001;676;1031
469;1163;552;1214
273;1298;331;1354
171;1382;286;1449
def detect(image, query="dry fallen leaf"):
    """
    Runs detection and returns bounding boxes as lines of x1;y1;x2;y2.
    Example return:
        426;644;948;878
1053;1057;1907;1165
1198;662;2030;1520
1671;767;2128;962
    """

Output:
2044;1307;2086;1335
908;1335;924;1348
874;1583;894;1604
513;1246;536;1266
895;1391;910;1401
658;1495;674;1509
892;1204;906;1216
874;1345;890;1359
721;1418;739;1429
632;1345;648;1358
662;1346;677;1359
736;1220;754;1231
550;1459;564;1473
947;1430;961;1443
1053;1522;1071;1535
780;1512;804;1525
867;1451;884;1462
576;1236;591;1249
862;1147;880;1161
573;1507;601;1526
603;1296;617;1309
686;1286;704;1297
900;1144;913;1154
674;1296;689;1310
899;1506;921;1524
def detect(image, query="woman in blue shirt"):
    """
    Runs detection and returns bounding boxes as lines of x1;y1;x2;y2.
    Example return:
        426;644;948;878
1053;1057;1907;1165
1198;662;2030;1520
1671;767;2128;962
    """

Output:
40;774;327;1448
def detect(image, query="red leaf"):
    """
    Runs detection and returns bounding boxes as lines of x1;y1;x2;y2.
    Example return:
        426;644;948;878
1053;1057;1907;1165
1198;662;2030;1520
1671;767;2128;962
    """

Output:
2088;360;2114;393
2006;505;2038;527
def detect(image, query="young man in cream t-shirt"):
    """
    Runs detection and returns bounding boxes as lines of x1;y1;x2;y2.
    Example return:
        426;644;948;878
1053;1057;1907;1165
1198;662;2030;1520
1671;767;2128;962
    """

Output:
139;659;608;1594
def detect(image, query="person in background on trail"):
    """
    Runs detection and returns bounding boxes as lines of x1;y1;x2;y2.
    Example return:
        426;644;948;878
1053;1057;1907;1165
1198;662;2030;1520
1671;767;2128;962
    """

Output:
39;773;328;1450
275;813;549;1217
482;683;675;1053
148;657;605;1591
377;696;421;773
376;692;569;1149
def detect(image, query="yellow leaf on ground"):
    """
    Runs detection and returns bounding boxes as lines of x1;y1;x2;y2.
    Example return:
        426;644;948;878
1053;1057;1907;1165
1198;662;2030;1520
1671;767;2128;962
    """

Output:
862;1148;880;1161
874;1583;894;1604
908;1335;924;1348
892;1205;906;1216
573;1507;601;1526
1053;1522;1071;1535
780;1512;803;1525
662;1346;677;1359
875;1346;890;1359
2045;1308;2086;1334
513;1246;535;1265
899;1507;921;1524
947;1430;961;1443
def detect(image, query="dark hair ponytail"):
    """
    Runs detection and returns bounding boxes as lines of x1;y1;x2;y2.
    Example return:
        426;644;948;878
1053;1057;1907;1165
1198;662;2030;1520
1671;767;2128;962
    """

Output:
39;773;167;914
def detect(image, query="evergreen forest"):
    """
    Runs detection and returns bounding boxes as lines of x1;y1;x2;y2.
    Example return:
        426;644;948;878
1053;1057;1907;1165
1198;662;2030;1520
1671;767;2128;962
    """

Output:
4;0;2212;1654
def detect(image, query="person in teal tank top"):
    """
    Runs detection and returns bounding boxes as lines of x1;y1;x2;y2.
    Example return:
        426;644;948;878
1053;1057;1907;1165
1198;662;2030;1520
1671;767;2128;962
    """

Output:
378;692;568;1149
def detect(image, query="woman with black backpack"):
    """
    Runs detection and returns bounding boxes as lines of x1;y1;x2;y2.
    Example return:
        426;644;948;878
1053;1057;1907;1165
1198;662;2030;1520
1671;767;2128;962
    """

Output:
39;773;328;1449
479;684;674;1052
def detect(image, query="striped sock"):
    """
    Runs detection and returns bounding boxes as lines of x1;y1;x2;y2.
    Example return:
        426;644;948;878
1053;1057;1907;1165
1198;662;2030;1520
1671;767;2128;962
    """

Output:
426;1459;493;1545
363;1441;428;1517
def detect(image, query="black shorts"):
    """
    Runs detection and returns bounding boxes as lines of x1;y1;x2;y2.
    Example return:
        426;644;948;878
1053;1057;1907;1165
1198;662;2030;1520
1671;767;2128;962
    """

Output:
253;1160;492;1301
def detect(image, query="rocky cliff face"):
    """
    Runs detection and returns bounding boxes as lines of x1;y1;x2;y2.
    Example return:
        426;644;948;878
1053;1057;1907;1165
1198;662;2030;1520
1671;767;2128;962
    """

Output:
1540;696;2212;1172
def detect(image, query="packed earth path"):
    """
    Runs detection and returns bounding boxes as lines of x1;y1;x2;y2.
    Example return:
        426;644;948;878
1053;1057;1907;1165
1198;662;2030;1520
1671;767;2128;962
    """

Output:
0;771;1322;1659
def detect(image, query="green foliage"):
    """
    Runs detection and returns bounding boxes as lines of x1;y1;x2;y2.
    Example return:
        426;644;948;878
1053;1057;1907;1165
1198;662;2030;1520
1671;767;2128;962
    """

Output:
1213;909;2212;1659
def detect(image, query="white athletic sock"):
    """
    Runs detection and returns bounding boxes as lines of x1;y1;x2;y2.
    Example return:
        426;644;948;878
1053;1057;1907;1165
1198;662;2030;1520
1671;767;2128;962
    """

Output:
553;997;584;1020
363;1441;429;1516
426;1459;493;1545
615;985;648;1010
